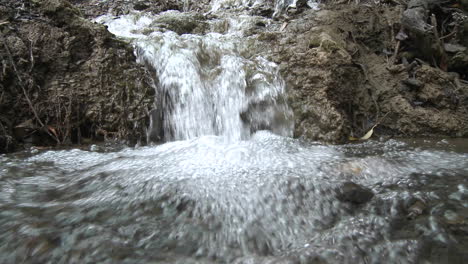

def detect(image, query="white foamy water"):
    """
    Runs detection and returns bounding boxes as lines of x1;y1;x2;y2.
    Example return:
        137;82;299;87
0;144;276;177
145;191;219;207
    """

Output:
1;134;467;263
97;9;293;141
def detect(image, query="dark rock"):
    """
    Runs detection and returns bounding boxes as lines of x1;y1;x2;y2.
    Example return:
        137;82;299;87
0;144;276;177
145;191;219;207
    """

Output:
251;1;275;18
255;21;266;27
336;182;374;204
407;200;426;219
402;78;424;89
133;1;150;11
150;11;208;35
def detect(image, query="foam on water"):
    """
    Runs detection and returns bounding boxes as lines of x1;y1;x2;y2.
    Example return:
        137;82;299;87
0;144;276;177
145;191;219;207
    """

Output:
1;134;467;263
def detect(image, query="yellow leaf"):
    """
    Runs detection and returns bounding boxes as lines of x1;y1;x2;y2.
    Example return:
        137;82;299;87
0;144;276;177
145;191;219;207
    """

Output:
359;125;375;140
280;22;288;31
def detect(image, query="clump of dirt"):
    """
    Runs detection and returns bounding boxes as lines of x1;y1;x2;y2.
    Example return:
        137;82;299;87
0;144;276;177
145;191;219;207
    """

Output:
265;0;468;142
0;0;154;153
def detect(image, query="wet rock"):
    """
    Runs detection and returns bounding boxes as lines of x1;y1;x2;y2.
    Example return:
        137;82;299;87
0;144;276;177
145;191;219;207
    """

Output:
449;185;468;201
133;1;150;11
252;5;275;18
444;210;465;225
336;182;374;205
407;200;426;219
402;78;424;89
150;11;208;35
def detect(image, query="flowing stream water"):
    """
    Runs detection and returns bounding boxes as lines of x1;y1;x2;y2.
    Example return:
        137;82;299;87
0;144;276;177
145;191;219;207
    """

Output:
1;1;467;263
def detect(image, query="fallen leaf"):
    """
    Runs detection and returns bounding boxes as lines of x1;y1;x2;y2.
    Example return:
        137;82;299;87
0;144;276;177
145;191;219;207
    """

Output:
359;125;376;140
280;22;288;31
349;113;389;141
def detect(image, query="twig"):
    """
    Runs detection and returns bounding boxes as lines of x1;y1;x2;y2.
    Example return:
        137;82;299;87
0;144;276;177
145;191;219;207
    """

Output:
439;26;457;40
375;112;390;127
28;38;34;73
390;40;400;65
430;14;448;71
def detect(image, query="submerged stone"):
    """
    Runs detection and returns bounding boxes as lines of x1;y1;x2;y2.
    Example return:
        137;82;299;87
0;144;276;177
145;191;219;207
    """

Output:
336;182;374;204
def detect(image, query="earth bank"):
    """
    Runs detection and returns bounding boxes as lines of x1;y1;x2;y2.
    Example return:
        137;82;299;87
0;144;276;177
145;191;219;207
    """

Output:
0;0;154;152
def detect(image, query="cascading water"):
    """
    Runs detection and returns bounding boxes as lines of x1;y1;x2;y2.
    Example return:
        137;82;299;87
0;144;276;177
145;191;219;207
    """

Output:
1;1;467;264
97;5;294;142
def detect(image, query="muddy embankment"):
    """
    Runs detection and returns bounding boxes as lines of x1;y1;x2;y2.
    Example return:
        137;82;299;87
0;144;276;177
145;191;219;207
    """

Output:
269;0;468;142
0;0;154;153
1;0;468;153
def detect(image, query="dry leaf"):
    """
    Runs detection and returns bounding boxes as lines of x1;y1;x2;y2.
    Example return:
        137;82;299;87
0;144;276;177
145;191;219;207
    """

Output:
349;125;377;141
359;125;376;140
280;22;288;31
349;113;389;141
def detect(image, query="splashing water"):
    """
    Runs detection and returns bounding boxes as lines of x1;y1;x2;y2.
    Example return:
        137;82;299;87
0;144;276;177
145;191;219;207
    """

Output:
97;9;293;142
1;135;467;263
210;0;319;14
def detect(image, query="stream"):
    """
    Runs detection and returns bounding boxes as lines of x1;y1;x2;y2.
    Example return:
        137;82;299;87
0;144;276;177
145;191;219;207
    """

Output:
1;0;467;263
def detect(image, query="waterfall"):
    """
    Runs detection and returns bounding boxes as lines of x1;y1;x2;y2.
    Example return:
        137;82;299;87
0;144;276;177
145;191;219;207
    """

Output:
97;1;297;142
138;33;293;141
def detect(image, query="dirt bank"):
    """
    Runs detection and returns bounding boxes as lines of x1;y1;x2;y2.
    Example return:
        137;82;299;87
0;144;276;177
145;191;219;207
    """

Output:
266;0;468;142
0;0;153;152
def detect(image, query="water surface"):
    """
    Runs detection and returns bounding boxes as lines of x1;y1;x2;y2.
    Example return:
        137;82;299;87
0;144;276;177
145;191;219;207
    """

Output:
1;134;467;263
